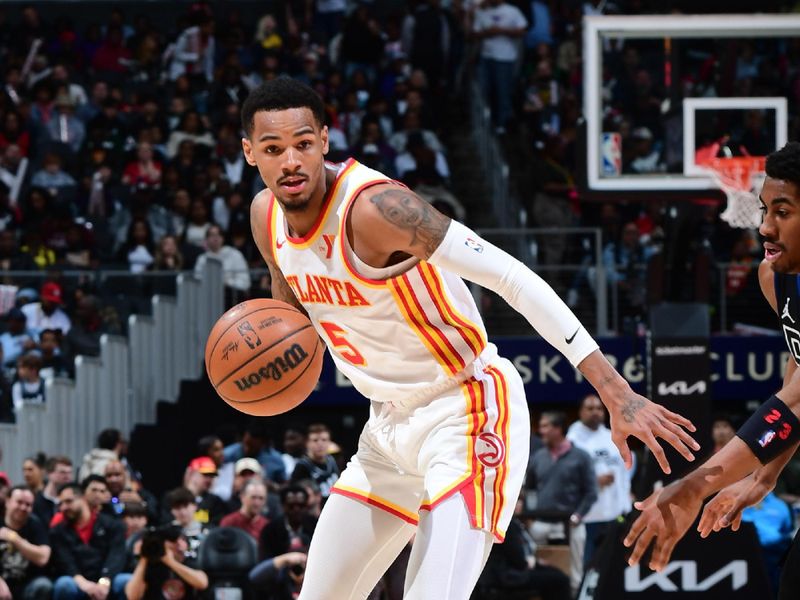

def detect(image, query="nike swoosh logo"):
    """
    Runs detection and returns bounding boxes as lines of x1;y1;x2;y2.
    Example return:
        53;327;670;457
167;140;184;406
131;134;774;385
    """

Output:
276;239;285;249
565;327;580;344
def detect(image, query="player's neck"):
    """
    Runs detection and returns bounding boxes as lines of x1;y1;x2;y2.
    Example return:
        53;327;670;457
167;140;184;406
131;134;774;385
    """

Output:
283;166;337;238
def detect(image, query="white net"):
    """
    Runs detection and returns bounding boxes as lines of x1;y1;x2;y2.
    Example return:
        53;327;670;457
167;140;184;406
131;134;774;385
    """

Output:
704;160;765;229
717;187;763;229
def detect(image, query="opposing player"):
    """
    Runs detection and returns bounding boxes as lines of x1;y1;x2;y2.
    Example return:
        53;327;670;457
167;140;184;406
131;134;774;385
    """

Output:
241;77;698;599
625;142;800;594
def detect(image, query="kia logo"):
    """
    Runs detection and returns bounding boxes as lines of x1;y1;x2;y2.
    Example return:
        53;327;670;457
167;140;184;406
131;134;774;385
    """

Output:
657;380;707;396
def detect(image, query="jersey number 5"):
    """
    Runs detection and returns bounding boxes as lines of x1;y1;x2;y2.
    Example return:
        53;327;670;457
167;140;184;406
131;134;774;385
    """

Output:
319;321;367;366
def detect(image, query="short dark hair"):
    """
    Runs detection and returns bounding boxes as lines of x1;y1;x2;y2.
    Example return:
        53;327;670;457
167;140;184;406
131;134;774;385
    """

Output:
284;422;306;436
293;478;320;495
166;486;196;509
280;484;309;505
579;394;603;410
121;501;148;518
206;224;223;239
244;419;270;441
241;77;326;137
18;353;41;370
57;482;82;497
40;329;58;341
97;428;122;450
197;435;221;456
81;474;108;491
307;423;329;436
25;452;47;468
765;142;800;189
46;455;72;473
9;484;33;498
541;411;567;434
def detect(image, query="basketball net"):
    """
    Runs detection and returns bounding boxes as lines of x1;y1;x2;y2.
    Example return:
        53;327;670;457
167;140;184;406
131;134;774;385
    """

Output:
700;156;766;229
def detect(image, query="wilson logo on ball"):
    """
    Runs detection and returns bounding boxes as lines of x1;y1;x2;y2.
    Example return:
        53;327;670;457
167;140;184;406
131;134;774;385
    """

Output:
234;344;309;391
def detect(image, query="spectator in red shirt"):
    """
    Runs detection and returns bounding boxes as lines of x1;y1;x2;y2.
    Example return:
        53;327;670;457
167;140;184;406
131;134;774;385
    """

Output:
219;478;269;542
50;475;111;527
49;483;129;600
0;111;30;156
121;142;162;188
92;27;131;76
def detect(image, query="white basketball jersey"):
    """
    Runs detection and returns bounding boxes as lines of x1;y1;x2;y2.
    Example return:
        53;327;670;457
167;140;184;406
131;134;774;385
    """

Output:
265;159;492;405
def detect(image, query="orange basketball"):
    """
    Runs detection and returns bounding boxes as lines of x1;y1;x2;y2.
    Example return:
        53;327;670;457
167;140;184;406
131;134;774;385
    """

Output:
204;299;323;416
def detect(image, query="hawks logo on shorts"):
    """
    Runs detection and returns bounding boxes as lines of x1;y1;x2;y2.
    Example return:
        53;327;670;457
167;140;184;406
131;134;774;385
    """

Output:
476;432;506;468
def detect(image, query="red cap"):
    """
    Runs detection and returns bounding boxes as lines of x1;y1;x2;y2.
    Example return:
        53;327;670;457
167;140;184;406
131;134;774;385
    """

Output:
188;456;217;475
40;282;63;305
0;472;10;486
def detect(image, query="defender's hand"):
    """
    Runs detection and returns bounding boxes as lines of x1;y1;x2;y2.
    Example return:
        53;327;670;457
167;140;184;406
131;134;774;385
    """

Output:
623;480;703;572
697;471;773;537
606;390;699;474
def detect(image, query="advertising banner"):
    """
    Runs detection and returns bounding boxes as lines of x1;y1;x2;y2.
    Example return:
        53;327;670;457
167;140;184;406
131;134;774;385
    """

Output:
307;335;788;406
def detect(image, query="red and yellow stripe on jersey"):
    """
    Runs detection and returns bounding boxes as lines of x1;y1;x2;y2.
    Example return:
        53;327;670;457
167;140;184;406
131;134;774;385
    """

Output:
443;366;512;542
388;264;486;377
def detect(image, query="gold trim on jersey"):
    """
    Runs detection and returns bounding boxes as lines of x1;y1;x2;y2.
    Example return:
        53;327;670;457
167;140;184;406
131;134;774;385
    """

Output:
331;484;420;525
389;270;465;377
337;177;400;289
275;158;357;250
416;262;487;358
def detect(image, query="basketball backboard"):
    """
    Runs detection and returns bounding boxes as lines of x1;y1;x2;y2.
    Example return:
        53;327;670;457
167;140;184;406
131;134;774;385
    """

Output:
583;14;800;192
683;97;787;177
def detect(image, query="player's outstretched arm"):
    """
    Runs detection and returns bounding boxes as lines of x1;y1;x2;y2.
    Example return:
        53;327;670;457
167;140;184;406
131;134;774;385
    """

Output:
250;192;308;316
625;260;800;571
576;351;698;473
698;357;799;537
698;440;799;538
351;185;697;472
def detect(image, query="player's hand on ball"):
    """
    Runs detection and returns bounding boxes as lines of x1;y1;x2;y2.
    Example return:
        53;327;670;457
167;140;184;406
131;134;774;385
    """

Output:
606;390;699;474
697;471;773;537
624;480;703;572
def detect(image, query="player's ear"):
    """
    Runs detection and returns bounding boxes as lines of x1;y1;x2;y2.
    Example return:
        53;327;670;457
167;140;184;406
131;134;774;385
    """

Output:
241;137;257;166
320;125;329;156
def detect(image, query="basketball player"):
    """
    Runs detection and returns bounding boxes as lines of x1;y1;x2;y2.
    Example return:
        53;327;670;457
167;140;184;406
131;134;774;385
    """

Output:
625;143;800;596
241;77;699;599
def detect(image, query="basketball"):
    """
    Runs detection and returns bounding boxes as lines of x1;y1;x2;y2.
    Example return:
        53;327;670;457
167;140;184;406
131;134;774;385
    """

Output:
205;299;324;416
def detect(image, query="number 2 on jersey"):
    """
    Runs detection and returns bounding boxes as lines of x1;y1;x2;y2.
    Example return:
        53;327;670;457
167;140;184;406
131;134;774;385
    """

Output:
319;321;367;366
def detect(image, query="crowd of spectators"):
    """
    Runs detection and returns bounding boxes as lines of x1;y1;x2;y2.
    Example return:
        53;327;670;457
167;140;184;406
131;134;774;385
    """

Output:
488;0;800;333
0;0;475;418
0;421;344;600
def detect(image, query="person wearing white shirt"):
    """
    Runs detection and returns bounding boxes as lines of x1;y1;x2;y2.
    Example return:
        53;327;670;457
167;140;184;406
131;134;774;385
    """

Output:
21;282;71;336
166;21;215;84
194;225;251;293
567;394;633;567
472;0;527;133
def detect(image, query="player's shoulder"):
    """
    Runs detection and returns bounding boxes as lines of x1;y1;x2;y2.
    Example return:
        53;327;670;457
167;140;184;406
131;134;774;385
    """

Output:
349;180;408;223
355;179;405;202
250;188;273;216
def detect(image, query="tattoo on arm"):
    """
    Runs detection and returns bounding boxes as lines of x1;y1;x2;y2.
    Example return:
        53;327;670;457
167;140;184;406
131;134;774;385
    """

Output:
370;189;450;257
621;396;646;423
266;258;308;316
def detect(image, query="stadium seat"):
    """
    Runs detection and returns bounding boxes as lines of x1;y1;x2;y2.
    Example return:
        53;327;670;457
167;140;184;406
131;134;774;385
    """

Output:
198;527;258;600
